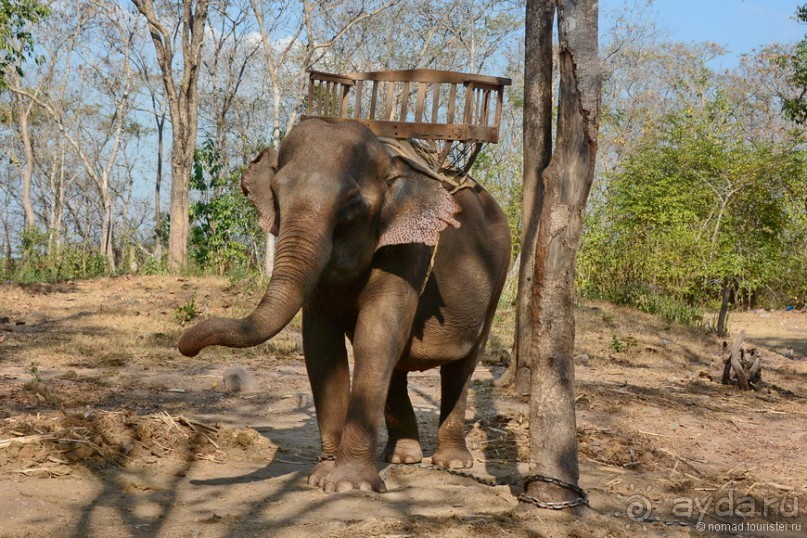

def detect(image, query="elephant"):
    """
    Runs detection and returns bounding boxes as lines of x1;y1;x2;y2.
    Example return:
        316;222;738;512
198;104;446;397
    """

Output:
179;118;511;493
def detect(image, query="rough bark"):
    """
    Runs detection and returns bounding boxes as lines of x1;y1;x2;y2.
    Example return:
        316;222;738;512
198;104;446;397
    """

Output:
729;332;750;390
506;0;555;394
721;334;761;390
524;0;600;503
132;0;210;272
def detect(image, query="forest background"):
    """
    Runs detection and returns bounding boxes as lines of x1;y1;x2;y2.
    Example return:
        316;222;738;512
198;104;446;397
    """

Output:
1;0;805;330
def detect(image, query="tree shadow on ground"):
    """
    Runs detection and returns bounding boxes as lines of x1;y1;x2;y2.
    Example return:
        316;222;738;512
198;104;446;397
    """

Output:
40;364;527;537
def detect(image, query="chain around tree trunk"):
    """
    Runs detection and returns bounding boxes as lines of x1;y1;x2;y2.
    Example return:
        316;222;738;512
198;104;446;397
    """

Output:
517;474;589;509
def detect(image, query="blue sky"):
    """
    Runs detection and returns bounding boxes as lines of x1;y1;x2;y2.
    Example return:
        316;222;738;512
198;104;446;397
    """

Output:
601;0;805;68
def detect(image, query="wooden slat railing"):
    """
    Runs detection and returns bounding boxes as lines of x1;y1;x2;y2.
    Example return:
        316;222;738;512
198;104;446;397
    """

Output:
302;69;511;144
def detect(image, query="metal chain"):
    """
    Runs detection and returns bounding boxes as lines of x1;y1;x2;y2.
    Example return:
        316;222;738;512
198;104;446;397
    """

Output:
338;459;692;524
381;463;589;510
518;474;589;510
420;463;504;488
312;458;694;523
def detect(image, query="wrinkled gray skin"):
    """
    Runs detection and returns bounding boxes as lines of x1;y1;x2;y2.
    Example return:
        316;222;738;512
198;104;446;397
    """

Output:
179;119;511;493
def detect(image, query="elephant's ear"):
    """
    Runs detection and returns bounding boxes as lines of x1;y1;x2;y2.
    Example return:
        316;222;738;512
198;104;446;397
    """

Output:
377;157;461;250
241;147;279;236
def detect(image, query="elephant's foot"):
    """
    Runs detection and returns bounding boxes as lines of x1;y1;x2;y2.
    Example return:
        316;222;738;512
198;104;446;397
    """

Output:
431;445;474;469
382;438;423;464
321;459;386;493
306;458;336;488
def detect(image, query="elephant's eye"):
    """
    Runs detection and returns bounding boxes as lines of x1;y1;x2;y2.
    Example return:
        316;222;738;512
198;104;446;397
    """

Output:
339;196;365;223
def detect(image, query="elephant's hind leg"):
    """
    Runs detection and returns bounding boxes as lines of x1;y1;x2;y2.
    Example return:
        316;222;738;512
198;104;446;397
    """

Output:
382;370;423;464
432;351;478;469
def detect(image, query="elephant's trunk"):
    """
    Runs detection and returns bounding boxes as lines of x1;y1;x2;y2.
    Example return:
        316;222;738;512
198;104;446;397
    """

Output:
178;218;331;357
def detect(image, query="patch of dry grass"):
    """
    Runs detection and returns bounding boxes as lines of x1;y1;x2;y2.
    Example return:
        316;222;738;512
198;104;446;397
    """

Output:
0;275;304;371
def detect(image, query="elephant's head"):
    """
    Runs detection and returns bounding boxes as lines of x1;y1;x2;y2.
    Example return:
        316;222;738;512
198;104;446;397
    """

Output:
178;119;460;356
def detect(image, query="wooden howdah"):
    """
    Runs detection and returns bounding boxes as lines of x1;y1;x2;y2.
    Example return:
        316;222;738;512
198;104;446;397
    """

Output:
301;69;511;174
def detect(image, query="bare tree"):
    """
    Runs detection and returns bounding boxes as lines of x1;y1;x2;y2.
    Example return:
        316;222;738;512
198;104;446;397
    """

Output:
3;14;72;236
521;0;600;505
131;38;169;259
131;0;210;272
4;2;136;270
41;138;73;258
249;0;302;147
7;70;37;232
201;0;261;162
10;2;136;272
509;1;716;393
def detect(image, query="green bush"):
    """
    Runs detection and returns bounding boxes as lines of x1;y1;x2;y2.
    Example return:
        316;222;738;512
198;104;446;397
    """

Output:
189;139;264;275
578;93;806;320
3;228;109;283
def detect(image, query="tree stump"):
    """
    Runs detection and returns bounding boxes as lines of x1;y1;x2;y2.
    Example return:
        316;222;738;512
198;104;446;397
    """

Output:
721;331;762;390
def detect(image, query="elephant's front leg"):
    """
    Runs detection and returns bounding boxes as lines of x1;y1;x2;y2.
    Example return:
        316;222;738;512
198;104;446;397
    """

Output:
322;247;429;493
302;304;350;488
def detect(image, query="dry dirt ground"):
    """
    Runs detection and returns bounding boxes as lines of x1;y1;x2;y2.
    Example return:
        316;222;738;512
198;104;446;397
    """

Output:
0;275;805;537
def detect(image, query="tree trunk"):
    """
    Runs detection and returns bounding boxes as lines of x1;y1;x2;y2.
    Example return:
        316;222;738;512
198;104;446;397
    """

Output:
14;91;36;232
100;196;116;272
264;234;276;277
46;152;61;257
2;217;11;271
154;112;165;260
263;136;281;277
53;150;66;258
505;0;555;395
717;282;732;336
252;0;297;279
524;0;600;505
168;145;192;270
